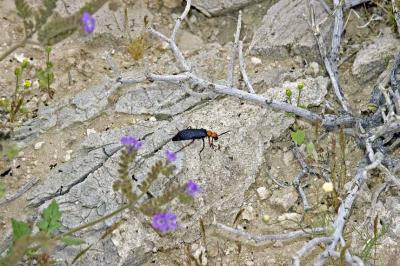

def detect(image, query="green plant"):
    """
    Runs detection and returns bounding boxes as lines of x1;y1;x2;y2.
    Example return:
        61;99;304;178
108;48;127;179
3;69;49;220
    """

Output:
291;129;305;145
352;215;389;263
0;59;31;127
0;137;200;265
37;47;55;98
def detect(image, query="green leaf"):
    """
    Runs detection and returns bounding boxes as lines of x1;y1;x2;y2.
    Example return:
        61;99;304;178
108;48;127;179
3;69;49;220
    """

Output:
306;142;315;154
37;200;61;233
61;236;85;246
291;130;305;145
15;0;32;19
12;219;31;241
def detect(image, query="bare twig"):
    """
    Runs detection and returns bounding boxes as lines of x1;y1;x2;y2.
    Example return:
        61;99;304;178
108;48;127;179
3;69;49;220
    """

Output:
238;41;255;94
319;0;332;13
171;0;192;42
105;51;120;78
292;146;317;211
344;0;370;10
292;236;333;266
392;0;400;35
210;222;325;246
330;0;344;67
315;159;378;266
293;170;311;211
227;11;242;87
307;1;351;113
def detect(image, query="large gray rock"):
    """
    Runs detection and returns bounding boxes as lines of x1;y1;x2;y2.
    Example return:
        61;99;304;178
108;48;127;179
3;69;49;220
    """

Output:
249;0;329;62
13;79;120;144
115;82;202;117
192;0;261;16
352;31;400;83
27;75;328;265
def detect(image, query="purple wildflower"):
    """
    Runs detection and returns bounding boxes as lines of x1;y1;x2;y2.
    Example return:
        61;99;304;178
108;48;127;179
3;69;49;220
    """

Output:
186;180;200;197
165;150;176;162
151;212;177;233
81;12;95;33
120;135;143;152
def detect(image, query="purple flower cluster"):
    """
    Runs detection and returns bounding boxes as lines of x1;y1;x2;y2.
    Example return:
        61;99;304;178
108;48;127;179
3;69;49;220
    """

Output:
81;12;95;33
150;181;201;233
152;212;177;233
165;150;176;162
186;180;200;197
120;135;143;152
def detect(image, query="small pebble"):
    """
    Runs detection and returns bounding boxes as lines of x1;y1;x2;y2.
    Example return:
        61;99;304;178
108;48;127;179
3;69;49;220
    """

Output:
41;93;48;102
87;128;97;135
34;141;45;150
63;150;73;162
256;187;269;200
250;57;262;65
149;116;157;122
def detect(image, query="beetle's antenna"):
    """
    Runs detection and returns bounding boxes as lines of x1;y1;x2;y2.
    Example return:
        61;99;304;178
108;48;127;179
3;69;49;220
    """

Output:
218;130;230;137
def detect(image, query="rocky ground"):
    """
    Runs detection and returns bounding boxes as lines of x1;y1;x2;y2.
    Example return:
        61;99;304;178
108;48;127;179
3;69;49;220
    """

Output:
1;0;400;265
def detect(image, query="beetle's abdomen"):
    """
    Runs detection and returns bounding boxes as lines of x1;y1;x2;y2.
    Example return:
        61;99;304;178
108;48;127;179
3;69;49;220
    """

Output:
172;129;207;141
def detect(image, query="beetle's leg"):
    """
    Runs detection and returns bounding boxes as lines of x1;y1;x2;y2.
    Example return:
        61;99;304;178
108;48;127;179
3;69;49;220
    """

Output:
198;138;206;160
209;138;215;149
176;139;195;153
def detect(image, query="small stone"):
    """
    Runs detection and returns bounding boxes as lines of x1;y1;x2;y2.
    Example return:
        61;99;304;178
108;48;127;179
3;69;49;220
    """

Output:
269;187;298;211
17;151;24;157
242;206;256;221
189;15;197;24
34;141;45;150
273;242;284;248
41;93;48;102
63;150;73;162
245;261;255;266
163;0;182;9
149;116;157;122
250;57;262;65
277;212;302;222
14;53;26;62
256;187;269;200
192;245;207;266
309;62;320;75
283;151;294;167
161;41;170;50
87;128;97;135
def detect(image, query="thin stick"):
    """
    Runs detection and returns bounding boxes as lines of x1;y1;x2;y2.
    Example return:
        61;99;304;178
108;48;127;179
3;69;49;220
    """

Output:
227;11;242;87
392;0;400;35
210;222;325;246
292;237;333;266
238;41;255;94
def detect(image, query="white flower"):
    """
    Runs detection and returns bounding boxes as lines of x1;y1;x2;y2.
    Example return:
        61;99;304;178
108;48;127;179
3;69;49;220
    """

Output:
262;214;270;223
322;182;334;193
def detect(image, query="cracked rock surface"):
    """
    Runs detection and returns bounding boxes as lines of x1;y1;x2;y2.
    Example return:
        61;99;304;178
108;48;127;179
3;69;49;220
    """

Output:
26;75;328;264
249;0;329;62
